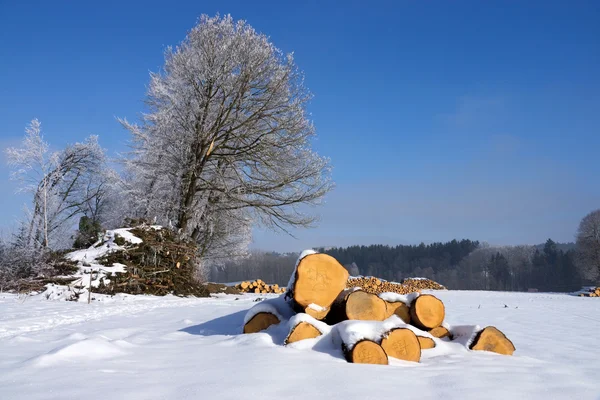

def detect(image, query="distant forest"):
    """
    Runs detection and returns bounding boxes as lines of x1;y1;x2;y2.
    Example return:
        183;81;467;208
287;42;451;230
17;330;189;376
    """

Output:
209;239;585;292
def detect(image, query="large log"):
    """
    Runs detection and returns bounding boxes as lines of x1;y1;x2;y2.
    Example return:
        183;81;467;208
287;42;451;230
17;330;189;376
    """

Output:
384;300;411;323
346;290;387;321
380;328;421;362
328;290;387;323
289;253;349;320
409;294;445;330
285;321;322;345
243;312;280;334
470;326;515;355
343;339;388;365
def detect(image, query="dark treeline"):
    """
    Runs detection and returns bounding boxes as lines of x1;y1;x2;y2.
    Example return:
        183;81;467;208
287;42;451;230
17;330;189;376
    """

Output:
209;239;585;292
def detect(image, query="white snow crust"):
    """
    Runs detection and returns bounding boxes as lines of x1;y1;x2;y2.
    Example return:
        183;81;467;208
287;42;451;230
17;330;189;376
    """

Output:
43;227;153;301
377;291;420;304
242;295;295;327
307;303;327;311
1;290;599;399
287;313;332;335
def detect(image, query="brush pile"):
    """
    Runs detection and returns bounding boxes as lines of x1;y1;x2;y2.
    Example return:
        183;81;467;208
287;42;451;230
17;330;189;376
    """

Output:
242;250;515;366
90;226;208;297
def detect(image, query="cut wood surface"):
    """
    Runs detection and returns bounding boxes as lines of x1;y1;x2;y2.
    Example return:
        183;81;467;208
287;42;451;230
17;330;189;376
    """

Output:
345;290;387;321
429;326;451;339
410;294;445;330
285;321;322;345
243;312;280;334
304;306;329;320
417;336;436;349
291;253;349;317
384;301;411;323
344;340;388;365
380;328;421;362
470;326;515;355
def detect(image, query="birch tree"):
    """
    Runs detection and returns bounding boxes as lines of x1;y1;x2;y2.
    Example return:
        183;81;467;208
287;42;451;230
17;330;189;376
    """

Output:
5;119;108;249
120;14;333;261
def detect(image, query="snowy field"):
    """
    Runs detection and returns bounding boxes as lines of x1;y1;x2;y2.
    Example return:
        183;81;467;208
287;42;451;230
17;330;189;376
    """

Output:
1;290;599;400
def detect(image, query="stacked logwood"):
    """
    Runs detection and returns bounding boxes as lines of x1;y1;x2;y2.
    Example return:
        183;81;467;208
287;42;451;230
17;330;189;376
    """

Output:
242;250;516;365
578;287;600;297
346;276;446;295
236;279;287;294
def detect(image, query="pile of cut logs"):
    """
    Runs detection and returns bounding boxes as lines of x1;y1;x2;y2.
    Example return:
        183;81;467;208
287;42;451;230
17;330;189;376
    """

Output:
243;252;515;365
579;287;600;297
235;279;286;294
346;276;446;295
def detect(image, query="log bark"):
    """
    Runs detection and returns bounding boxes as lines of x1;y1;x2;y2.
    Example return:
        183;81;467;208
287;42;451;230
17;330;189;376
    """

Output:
409;294;445;330
285;321;322;345
380;328;421;362
343;339;388;365
470;326;515;355
384;300;411;323
289;253;349;320
243;312;280;334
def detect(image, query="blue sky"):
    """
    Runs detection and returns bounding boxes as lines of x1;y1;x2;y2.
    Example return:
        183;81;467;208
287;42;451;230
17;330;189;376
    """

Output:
1;1;599;251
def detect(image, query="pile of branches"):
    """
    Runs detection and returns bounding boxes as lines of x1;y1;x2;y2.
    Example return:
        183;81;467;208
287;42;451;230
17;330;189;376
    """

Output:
95;226;209;297
0;248;78;293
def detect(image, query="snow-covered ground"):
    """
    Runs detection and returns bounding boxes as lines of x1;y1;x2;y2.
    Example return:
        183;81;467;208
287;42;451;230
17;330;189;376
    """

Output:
1;290;599;400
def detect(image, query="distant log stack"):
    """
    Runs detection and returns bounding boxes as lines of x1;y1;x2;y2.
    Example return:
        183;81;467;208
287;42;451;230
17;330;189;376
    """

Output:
346;276;446;295
578;286;600;297
241;250;516;364
236;280;287;294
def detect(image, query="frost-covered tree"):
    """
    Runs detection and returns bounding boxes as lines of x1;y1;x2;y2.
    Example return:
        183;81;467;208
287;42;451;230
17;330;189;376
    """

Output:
576;209;600;282
120;14;333;262
5;119;109;249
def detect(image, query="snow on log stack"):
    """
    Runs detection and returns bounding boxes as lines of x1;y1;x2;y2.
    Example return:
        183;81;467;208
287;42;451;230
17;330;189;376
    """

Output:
241;250;516;365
